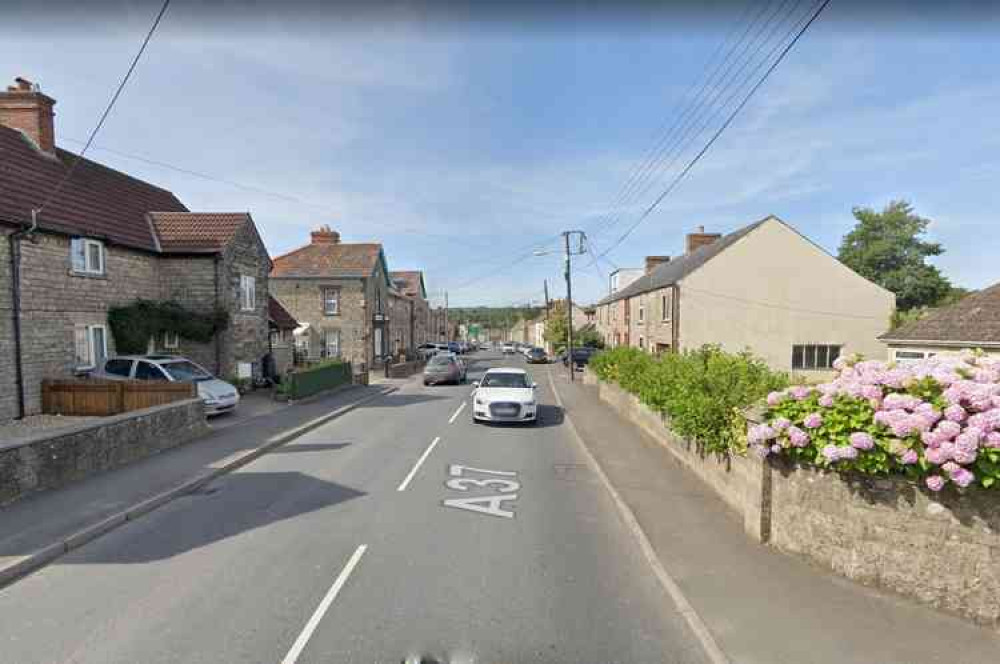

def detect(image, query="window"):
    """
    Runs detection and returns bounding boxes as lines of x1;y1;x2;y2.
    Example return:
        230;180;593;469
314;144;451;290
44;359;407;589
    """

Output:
661;294;669;321
639;336;645;350
134;361;168;381
322;287;340;315
638;303;645;324
240;275;256;311
70;238;105;275
103;358;133;377
160;360;212;382
74;325;107;369
792;344;842;370
324;329;341;358
163;331;179;349
894;350;936;363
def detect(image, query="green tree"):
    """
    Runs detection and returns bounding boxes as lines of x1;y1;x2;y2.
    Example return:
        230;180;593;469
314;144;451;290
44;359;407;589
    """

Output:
838;200;952;311
543;302;603;352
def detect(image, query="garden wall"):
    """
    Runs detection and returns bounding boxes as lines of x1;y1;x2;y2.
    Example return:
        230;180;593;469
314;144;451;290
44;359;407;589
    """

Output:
596;378;1000;630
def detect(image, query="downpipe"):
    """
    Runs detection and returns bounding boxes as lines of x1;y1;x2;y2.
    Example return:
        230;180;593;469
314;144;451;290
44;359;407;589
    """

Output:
8;209;39;419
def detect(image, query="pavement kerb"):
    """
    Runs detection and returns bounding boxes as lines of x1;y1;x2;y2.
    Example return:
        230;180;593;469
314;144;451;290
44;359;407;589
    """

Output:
0;384;398;590
545;367;731;664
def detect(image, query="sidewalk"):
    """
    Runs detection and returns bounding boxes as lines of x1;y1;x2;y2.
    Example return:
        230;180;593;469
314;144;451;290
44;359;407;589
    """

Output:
0;382;395;585
552;371;1000;664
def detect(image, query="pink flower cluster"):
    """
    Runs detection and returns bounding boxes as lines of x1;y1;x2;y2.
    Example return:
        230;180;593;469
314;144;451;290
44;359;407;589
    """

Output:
750;352;1000;491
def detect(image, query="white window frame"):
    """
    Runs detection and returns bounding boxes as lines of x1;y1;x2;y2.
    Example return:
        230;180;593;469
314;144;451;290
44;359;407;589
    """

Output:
74;324;108;370
322;287;340;316
324;329;341;358
638;303;645;324
70;238;105;276
163;331;180;350
240;275;256;312
661;294;669;322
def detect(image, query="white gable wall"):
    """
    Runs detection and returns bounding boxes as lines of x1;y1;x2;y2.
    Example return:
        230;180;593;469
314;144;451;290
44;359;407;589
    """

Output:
678;217;895;376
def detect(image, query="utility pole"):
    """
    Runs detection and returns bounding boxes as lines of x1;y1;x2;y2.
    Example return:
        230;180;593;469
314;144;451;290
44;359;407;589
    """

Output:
444;291;449;341
562;230;587;382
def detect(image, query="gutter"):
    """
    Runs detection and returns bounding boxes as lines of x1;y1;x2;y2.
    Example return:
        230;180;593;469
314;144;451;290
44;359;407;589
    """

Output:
8;209;39;419
880;338;1000;349
214;254;223;375
671;284;681;353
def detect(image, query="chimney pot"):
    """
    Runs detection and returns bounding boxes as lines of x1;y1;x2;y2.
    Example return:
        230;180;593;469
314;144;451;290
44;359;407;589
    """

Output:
0;76;56;153
310;226;341;244
686;228;722;254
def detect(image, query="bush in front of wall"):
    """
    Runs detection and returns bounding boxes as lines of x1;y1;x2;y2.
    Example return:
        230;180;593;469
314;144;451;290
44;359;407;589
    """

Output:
107;299;229;355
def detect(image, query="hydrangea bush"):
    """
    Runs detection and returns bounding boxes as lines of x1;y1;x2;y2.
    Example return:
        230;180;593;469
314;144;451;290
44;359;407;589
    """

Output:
748;351;1000;491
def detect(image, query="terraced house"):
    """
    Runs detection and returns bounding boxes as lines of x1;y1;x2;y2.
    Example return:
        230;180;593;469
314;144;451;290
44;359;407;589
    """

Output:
388;270;431;358
594;216;895;377
269;226;393;370
0;77;272;420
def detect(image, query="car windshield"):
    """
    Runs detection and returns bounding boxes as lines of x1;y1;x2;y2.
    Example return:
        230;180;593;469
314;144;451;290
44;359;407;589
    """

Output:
480;373;529;388
160;360;213;382
428;357;454;367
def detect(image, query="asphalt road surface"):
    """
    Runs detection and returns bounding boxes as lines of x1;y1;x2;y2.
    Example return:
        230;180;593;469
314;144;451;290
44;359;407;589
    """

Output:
0;351;708;664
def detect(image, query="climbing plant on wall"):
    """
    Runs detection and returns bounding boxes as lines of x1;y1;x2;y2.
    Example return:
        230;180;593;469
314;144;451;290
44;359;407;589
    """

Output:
107;299;229;355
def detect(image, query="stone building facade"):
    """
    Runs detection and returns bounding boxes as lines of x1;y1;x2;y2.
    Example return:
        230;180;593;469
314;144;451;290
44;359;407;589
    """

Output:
0;77;271;420
270;227;393;371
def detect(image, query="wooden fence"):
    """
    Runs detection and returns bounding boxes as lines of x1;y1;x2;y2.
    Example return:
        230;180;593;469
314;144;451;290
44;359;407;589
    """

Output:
41;379;196;416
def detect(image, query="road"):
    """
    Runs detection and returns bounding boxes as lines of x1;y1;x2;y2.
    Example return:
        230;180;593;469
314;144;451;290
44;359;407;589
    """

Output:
0;351;708;664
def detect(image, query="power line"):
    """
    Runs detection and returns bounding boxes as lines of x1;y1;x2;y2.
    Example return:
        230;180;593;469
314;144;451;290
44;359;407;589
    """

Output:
36;0;172;217
589;0;803;243
593;0;831;262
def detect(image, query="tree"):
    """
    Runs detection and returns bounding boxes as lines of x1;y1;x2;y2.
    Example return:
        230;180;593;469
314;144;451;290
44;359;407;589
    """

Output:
543;302;604;353
838;200;953;310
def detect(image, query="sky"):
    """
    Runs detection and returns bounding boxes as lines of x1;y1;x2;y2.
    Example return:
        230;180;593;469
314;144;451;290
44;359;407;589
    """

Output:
2;0;999;307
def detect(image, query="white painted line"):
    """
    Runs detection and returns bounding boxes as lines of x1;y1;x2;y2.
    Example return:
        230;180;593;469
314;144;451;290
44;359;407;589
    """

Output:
546;368;730;664
397;436;441;492
448;401;467;424
280;544;367;664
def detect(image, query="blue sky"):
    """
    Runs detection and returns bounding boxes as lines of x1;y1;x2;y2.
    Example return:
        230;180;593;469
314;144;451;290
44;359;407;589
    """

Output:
3;2;999;307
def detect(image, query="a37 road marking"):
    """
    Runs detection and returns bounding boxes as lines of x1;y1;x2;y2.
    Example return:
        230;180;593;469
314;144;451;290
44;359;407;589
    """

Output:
443;464;520;518
280;544;367;664
448;401;466;424
397;436;441;492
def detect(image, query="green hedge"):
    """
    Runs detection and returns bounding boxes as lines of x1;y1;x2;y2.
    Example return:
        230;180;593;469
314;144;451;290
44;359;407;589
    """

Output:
590;345;788;455
286;360;352;399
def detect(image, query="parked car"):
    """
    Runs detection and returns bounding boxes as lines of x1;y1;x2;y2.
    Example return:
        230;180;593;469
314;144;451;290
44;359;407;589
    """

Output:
561;347;596;369
502;342;515;354
471;368;538;424
447;341;462;354
417;343;439;360
441;352;468;381
526;347;548;364
95;355;240;415
423;354;463;385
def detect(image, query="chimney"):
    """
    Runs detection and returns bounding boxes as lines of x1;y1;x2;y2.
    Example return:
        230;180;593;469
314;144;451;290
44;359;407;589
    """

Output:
0;77;56;153
685;225;721;254
644;255;670;274
310;225;341;244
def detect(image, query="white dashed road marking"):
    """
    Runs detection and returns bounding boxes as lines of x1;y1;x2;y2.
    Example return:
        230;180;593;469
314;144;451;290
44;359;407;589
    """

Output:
397;437;441;492
448;401;467;424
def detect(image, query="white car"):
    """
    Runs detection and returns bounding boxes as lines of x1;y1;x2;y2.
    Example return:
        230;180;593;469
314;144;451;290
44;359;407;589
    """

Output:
95;354;240;415
502;342;515;354
472;368;538;424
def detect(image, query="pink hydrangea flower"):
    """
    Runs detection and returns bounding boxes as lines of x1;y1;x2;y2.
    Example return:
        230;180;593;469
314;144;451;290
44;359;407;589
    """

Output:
821;445;839;462
818;394;835;407
771;417;791;431
925;447;948;465
925;475;945;492
803;412;823;429
945;404;967;422
849;432;875;450
790;385;812;401
788;426;810;448
985;432;1000;449
838;445;859;460
899;449;918;465
935;420;961;439
766;391;785;407
952;467;975;488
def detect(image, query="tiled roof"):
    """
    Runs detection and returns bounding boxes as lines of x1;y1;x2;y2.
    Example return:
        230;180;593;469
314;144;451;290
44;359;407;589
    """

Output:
880;282;1000;345
389;270;426;299
597;218;767;305
270;241;382;278
268;295;299;330
0;124;187;251
149;211;250;253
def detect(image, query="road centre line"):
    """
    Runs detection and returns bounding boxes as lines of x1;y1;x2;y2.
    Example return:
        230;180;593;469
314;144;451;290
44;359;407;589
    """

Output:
448;401;467;424
397;436;441;492
280;544;368;664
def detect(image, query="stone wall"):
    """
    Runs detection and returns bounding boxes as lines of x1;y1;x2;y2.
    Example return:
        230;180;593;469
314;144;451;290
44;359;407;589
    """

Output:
220;223;270;380
0;229;18;421
270;277;370;369
0;398;207;505
157;255;218;372
595;378;1000;629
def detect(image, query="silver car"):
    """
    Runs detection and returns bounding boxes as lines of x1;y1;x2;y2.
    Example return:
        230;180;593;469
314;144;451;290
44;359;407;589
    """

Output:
94;354;241;415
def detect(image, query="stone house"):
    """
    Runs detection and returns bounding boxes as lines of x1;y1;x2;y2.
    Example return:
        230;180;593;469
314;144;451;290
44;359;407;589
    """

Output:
879;282;1000;361
594;216;895;378
0;77;272;420
269;226;393;370
389;270;430;358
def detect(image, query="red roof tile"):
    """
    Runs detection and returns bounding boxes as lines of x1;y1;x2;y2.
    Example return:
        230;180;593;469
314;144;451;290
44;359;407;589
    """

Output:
0;124;187;250
390;270;426;299
271;241;382;278
149;211;251;252
268;295;299;330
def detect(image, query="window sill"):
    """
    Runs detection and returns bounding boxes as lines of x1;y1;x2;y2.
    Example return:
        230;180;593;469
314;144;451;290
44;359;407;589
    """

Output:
69;270;107;280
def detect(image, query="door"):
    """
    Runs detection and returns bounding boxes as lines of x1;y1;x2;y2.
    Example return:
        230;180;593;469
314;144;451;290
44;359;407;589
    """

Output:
374;327;383;361
90;326;107;371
